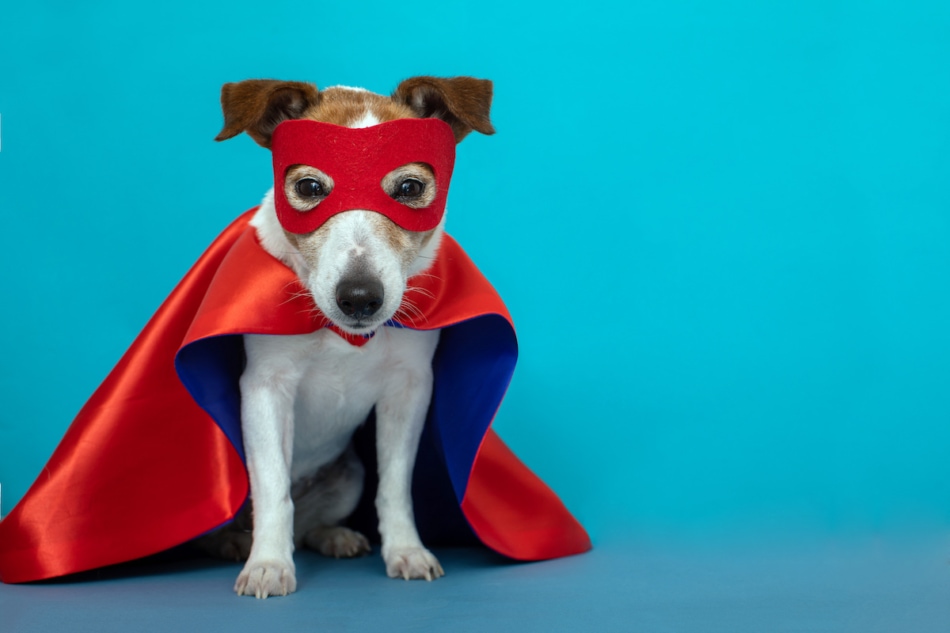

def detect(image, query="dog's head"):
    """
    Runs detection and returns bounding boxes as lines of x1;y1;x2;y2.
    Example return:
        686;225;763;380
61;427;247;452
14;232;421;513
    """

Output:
215;77;494;334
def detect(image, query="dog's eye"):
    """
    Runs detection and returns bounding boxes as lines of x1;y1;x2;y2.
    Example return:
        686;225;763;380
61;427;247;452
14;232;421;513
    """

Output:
295;178;326;198
394;179;425;200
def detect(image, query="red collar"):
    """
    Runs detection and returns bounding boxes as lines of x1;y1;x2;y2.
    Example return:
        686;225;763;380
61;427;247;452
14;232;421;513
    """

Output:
325;323;374;347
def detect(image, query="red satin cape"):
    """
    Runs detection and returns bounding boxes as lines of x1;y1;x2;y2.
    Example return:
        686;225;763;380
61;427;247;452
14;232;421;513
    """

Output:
0;210;590;584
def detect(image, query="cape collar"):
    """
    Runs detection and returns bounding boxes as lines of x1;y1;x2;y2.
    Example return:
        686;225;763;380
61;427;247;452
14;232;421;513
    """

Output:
179;215;514;347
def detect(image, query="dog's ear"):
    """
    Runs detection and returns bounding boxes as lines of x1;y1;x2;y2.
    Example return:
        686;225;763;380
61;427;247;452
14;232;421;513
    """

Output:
215;80;320;148
392;76;495;143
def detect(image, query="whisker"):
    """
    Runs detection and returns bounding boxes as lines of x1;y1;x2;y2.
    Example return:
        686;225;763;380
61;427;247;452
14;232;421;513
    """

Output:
410;271;442;283
300;309;331;327
403;301;424;319
404;285;435;300
396;296;427;325
278;281;314;307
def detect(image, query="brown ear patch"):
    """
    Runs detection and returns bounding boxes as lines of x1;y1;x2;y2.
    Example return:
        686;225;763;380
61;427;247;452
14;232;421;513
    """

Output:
392;76;495;142
215;80;321;148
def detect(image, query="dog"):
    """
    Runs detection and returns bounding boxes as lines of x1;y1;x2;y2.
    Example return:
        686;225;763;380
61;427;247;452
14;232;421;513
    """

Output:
197;76;495;598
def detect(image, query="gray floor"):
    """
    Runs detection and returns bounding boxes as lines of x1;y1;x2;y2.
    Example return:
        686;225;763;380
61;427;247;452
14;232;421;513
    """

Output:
1;533;948;632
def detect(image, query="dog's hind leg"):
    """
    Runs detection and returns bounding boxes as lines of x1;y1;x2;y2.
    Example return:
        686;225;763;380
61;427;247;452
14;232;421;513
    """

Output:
192;505;253;561
304;525;370;559
293;443;371;559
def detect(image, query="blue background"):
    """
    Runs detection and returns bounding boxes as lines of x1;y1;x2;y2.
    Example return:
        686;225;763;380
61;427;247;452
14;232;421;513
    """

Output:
1;0;949;547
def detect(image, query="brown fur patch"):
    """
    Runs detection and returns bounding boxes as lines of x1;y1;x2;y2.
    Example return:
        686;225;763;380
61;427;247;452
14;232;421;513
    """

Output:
356;212;436;270
215;80;320;147
419;228;438;249
283;229;300;250
302;88;416;127
224;80;491;277
214;77;494;147
290;219;332;262
378;213;409;252
392;76;495;142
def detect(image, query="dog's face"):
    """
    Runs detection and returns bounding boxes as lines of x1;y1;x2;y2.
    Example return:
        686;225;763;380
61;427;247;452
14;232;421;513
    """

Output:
215;77;494;334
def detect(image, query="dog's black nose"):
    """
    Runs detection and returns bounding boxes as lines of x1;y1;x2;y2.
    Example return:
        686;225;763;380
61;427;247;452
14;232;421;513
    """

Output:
335;278;384;318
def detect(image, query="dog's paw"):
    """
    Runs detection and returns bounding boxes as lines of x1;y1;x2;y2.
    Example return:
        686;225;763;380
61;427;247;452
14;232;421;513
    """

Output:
305;526;371;559
234;559;297;598
383;546;444;581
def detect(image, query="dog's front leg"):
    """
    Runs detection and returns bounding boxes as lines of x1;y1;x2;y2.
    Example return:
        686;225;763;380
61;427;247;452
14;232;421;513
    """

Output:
375;363;444;580
234;334;308;598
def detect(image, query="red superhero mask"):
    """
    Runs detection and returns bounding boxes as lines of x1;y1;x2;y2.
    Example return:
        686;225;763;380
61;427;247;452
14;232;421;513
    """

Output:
271;118;457;234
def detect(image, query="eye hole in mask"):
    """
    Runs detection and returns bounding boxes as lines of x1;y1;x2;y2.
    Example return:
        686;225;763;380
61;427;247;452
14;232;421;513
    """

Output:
285;165;334;212
381;162;436;209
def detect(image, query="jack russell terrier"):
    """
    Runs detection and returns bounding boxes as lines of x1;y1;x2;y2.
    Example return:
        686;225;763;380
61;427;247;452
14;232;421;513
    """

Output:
200;76;495;598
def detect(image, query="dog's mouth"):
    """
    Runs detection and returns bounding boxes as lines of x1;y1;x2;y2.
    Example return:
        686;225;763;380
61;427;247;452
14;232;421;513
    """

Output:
326;312;393;337
335;318;376;332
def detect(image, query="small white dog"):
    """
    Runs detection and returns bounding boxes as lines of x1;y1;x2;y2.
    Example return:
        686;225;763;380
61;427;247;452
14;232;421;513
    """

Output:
200;76;494;598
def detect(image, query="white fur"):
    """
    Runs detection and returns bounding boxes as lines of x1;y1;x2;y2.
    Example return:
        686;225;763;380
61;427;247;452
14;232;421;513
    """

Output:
235;112;447;597
235;323;442;597
250;192;444;333
326;84;371;93
351;110;381;129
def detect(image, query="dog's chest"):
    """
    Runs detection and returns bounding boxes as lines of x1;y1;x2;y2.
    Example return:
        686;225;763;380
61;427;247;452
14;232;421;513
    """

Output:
289;326;439;481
